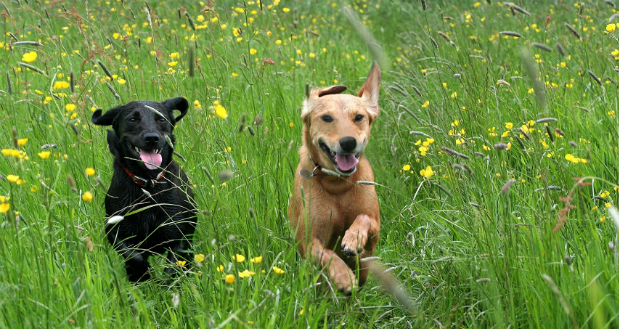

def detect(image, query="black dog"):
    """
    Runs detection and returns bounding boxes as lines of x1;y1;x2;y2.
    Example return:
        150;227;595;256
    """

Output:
92;97;197;282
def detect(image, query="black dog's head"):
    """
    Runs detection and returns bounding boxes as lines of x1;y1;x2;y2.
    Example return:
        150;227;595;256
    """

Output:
91;97;189;172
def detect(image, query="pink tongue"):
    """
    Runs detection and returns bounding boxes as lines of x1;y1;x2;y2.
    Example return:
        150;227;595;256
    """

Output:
335;153;359;171
139;150;162;170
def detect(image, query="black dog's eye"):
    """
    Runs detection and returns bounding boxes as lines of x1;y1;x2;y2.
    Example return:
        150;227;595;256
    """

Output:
128;117;137;123
157;116;167;123
354;115;364;122
321;115;333;123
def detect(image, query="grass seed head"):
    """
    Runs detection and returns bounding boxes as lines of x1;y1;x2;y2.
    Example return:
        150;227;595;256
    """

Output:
499;31;523;38
501;179;516;194
97;60;114;80
105;82;121;100
564;23;581;40
556;42;566;56
531;42;552;52
502;2;531;15
520;47;546;111
587;70;602;86
494;143;508;150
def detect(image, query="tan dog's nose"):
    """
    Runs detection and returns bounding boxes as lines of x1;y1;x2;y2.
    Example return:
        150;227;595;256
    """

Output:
339;137;357;153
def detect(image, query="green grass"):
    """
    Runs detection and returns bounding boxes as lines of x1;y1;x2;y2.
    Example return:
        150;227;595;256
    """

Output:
1;0;619;327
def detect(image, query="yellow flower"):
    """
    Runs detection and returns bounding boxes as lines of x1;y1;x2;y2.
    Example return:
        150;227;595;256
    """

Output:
214;105;228;119
250;48;257;55
422;100;430;108
451;92;458;98
17;138;28;146
420;166;434;179
175;260;187;267
225;274;235;283
607;23;616;33
276;39;282;45
272;266;285;274
194;254;205;263
238;270;256;278
283;7;290;12
250;256;263;263
193;100;202;109
53;81;70;90
216;265;224;272
233;28;241;36
65;104;76;112
309;52;316;58
601;191;611;198
402;164;411;171
85;167;96;176
505;122;513;129
233;254;245;262
21;51;37;63
38;151;51;159
0;202;9;213
169;52;180;59
82;191;93;202
231;72;239;77
168;61;178;67
6;175;19;183
118;78;126;85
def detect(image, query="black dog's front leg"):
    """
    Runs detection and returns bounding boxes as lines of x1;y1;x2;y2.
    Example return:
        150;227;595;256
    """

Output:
163;240;192;277
115;241;151;282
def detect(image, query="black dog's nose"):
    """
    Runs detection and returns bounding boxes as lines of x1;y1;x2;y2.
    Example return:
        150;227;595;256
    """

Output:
339;137;357;152
144;133;160;145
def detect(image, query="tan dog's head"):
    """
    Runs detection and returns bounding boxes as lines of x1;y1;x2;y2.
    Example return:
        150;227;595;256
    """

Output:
302;61;381;175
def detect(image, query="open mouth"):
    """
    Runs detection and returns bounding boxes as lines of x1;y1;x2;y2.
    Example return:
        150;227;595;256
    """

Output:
128;143;163;170
319;141;360;174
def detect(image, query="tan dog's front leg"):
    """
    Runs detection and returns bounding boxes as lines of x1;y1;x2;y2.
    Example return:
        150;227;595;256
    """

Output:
341;214;379;256
310;239;357;294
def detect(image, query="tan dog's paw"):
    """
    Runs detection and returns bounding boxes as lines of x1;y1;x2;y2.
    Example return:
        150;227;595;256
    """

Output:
341;228;368;257
329;262;357;295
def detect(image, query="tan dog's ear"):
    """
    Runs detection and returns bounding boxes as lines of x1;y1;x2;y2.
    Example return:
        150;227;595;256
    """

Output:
310;85;348;98
358;61;381;118
301;85;348;120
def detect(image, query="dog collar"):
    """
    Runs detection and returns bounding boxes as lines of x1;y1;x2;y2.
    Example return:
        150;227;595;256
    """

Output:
123;167;165;188
305;157;350;178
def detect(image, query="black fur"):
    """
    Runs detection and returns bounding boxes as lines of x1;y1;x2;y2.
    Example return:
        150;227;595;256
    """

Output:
92;97;196;282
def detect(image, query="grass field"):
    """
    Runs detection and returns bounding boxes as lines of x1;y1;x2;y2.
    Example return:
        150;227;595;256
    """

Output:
2;0;619;327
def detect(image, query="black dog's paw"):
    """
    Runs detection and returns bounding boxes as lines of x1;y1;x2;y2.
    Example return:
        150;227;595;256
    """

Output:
127;267;151;282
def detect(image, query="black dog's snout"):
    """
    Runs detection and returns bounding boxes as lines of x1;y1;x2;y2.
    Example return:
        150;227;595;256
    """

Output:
144;133;160;145
339;137;357;152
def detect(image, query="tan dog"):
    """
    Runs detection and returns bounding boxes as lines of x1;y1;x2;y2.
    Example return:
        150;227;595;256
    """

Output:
289;62;381;294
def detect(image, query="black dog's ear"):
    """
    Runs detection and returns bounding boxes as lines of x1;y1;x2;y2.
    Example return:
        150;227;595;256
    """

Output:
163;97;189;123
92;106;123;126
106;129;121;157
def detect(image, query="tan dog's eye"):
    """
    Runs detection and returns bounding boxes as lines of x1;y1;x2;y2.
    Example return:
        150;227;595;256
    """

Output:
321;115;333;123
354;115;364;122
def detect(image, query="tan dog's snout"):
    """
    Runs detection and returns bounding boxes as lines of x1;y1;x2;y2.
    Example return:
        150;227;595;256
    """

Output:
339;137;357;153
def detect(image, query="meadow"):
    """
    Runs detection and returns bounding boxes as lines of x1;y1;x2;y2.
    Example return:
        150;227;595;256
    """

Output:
1;0;619;327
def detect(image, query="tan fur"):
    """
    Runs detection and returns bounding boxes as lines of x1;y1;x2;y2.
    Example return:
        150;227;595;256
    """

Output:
289;62;381;294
